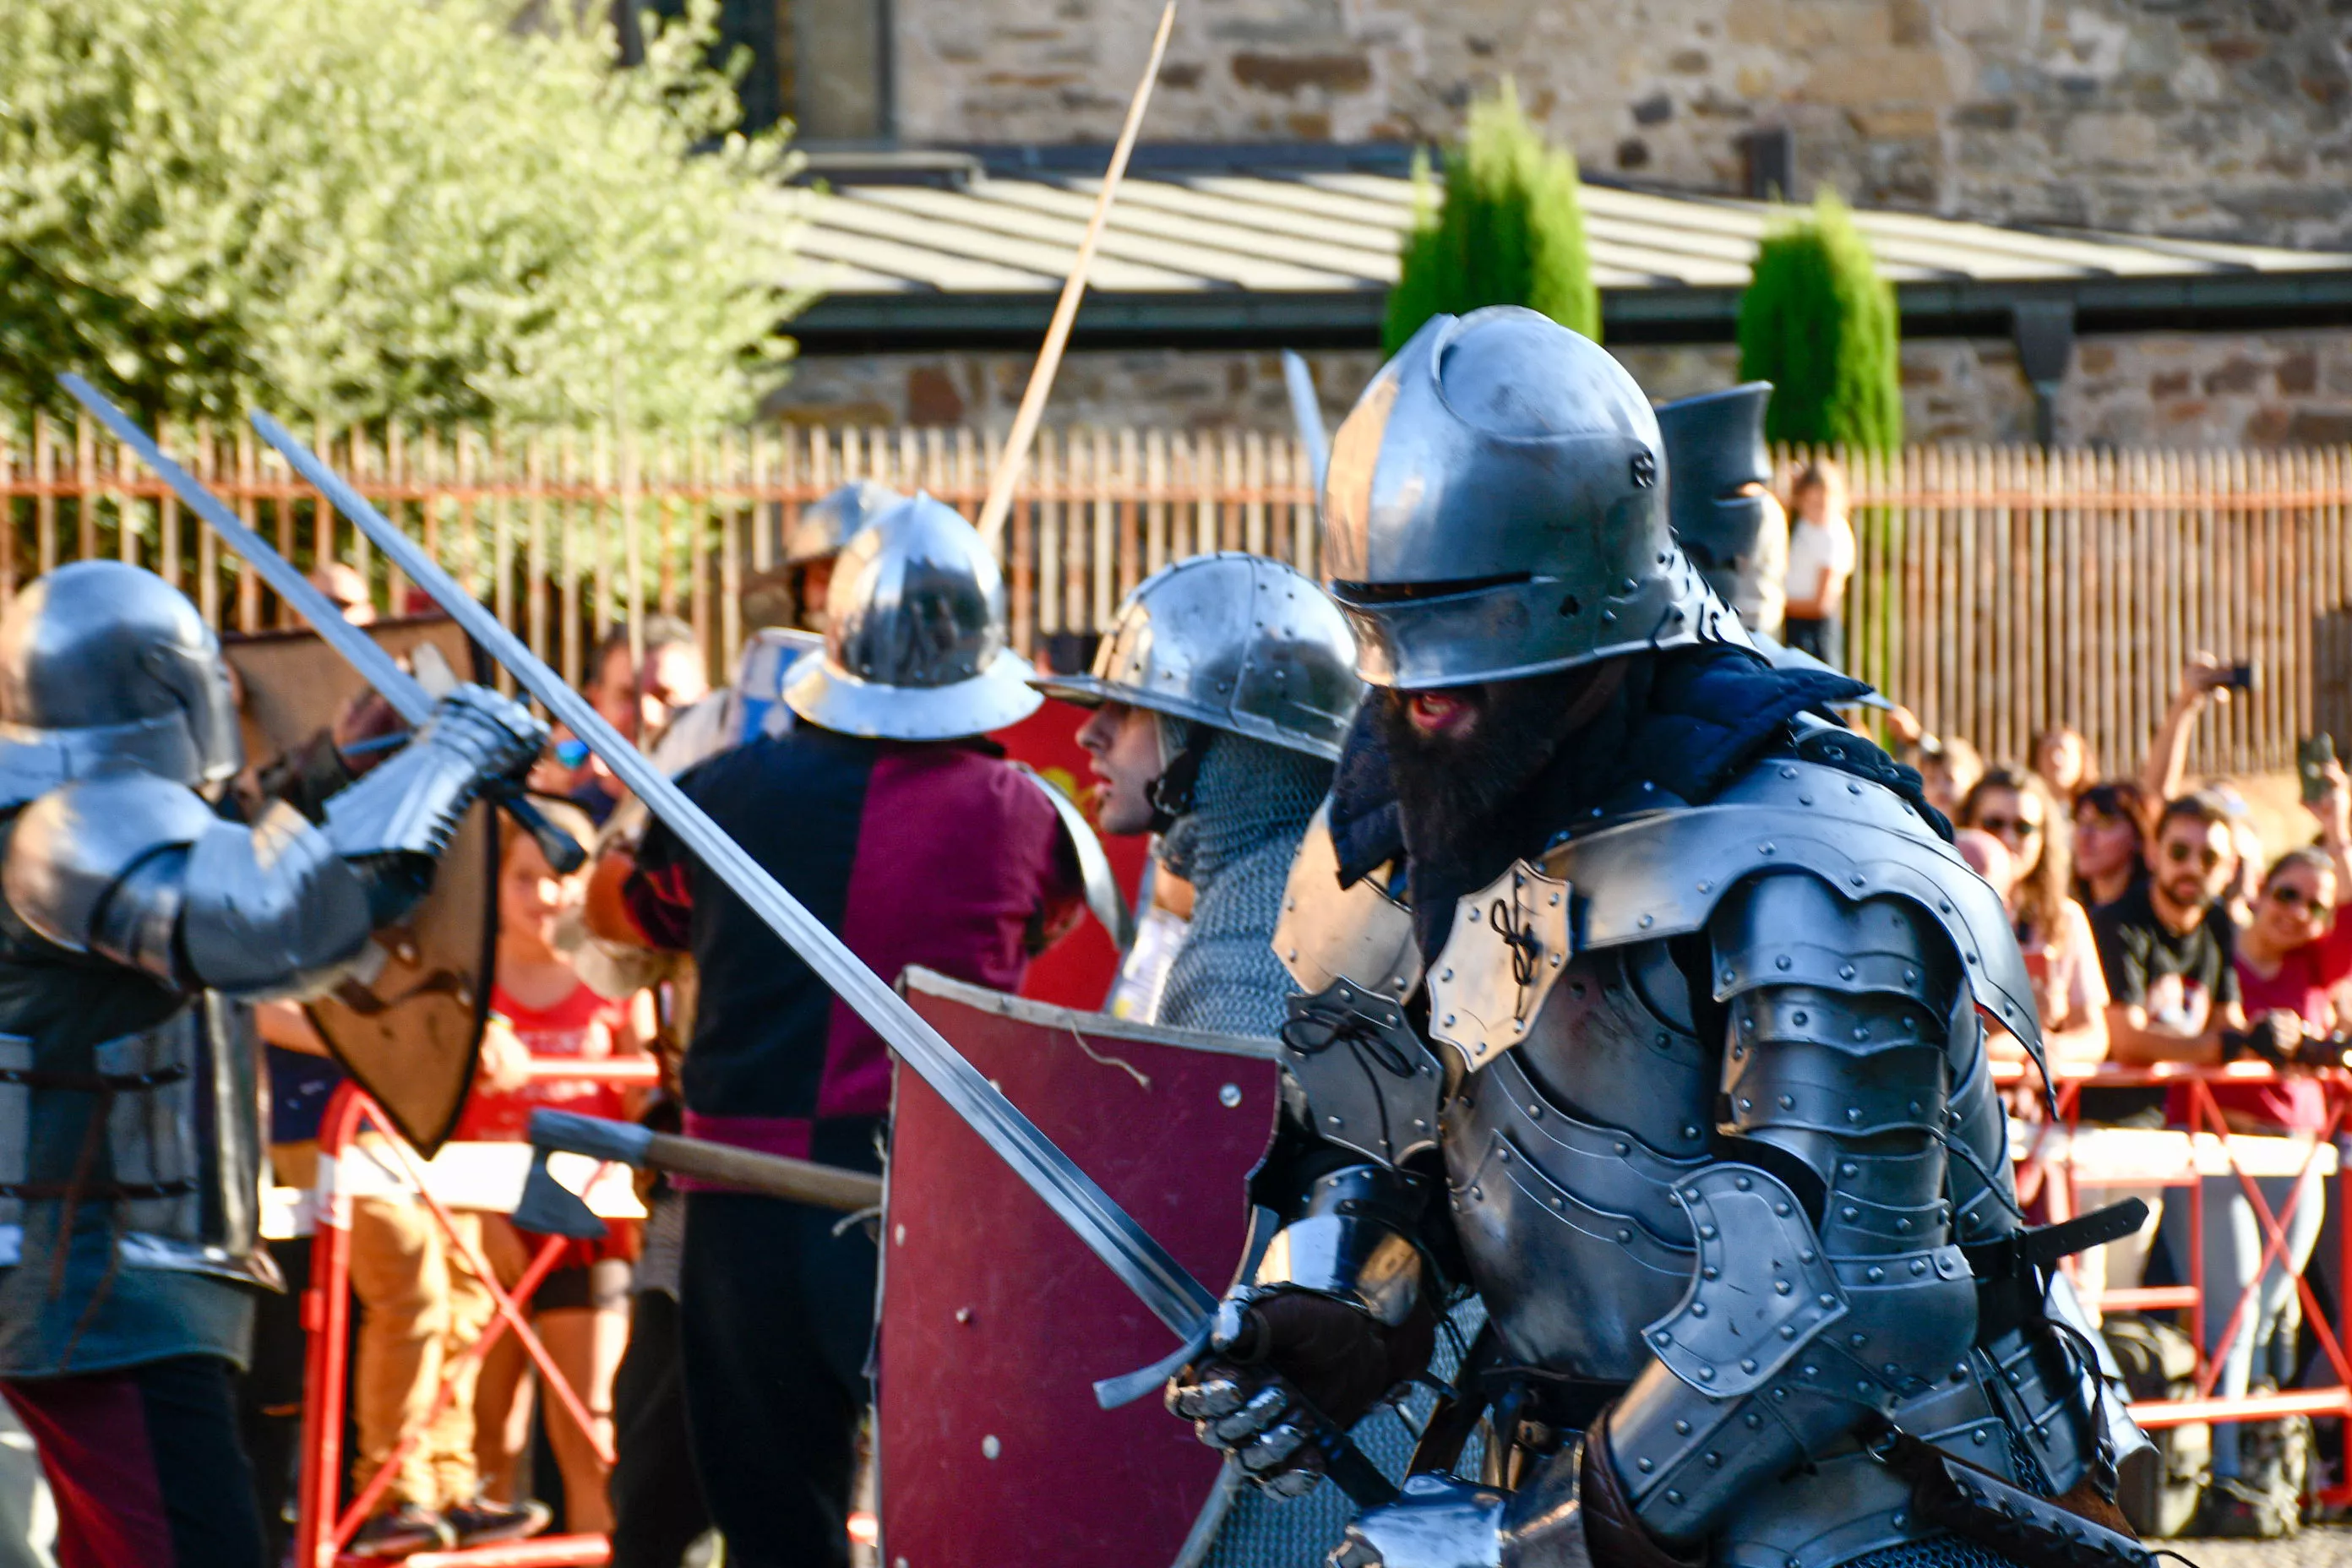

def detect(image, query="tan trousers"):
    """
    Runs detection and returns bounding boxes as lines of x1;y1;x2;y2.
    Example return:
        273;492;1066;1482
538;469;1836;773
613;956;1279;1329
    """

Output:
346;1185;496;1511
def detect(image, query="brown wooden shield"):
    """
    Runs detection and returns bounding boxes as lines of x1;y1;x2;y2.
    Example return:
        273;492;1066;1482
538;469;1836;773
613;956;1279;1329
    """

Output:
221;616;496;1155
882;968;1280;1568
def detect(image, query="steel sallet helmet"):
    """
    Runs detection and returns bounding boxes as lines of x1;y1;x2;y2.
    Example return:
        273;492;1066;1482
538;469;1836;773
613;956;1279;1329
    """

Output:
0;560;242;792
1320;307;1745;690
1657;381;1773;603
784;479;905;568
781;493;1043;740
1030;553;1363;761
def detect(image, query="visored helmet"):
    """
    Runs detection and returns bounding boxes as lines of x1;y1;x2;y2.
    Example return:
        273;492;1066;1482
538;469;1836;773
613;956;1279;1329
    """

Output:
1658;381;1773;604
781;493;1042;741
1320;307;1744;690
0;560;241;787
1031;553;1362;760
784;479;905;568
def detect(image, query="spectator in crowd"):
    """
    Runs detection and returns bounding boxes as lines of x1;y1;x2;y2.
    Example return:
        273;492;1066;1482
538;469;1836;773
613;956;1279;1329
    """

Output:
561;629;645;826
636;614;709;739
461;803;651;1539
1960;767;2109;1069
310;560;377;625
2085;792;2295;1320
2072;781;2151;912
2186;774;2352;1534
1883;704;1981;821
1781;459;1855;667
1952;827;2012;896
2032;724;2095;806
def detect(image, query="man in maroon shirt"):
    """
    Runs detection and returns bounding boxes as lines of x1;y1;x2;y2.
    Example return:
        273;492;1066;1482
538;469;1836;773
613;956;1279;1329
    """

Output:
588;497;1081;1568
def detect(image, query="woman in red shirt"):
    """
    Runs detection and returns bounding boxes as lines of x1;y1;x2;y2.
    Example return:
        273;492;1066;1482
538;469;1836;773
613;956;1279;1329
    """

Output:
461;807;655;1537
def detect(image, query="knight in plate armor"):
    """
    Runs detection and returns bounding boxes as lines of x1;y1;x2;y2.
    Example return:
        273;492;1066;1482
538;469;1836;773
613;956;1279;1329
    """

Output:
0;561;545;1565
1167;309;2152;1568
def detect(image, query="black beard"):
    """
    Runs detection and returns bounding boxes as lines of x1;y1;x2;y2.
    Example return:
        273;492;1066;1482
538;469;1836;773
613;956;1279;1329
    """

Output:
1375;667;1602;874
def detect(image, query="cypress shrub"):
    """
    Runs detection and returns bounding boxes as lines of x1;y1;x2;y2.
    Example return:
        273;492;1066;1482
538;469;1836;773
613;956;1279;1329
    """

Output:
1383;81;1598;353
1735;193;1903;451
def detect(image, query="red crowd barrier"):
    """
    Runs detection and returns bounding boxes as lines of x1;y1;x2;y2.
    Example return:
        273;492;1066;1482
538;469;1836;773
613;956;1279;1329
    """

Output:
292;1063;657;1568
1994;1057;2352;1492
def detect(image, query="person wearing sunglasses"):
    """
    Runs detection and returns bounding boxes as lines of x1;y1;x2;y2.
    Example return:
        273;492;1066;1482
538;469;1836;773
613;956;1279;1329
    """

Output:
1958;767;2109;1072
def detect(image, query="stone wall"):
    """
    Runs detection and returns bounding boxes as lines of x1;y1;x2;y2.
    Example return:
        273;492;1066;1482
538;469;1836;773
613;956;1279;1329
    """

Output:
775;327;2352;446
891;0;2352;248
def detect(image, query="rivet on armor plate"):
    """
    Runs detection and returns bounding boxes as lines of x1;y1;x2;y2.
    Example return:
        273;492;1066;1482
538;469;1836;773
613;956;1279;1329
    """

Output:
1617;1228;1633;1243
1746;1414;1764;1429
1698;1225;1717;1240
1903;968;1918;983
1552;1196;1565;1210
1911;1259;1929;1275
1674;1420;1691;1435
1774;1202;1791;1217
1800;1365;1818;1378
1779;1325;1796;1337
1847;1108;1863;1123
1470;1185;1482;1200
1721;968;1734;984
1840;1206;1859;1221
1699;880;1712;894
1441;966;1455;980
1761;842;1776;855
1780;767;1797;780
1776;956;1793;971
1799;1250;1817;1265
895;1224;906;1246
1938;900;1952;913
1690;1303;1708;1317
1683;1125;1701;1140
956;1306;973;1324
1696;1368;1714;1382
1326;1114;1344;1128
1839;1162;1858;1177
1892;1512;1908;1529
1444;1014;1457;1026
1850;874;1865;888
1849;1332;1868;1348
1637;1458;1655;1473
982;1435;1001;1459
1739;1358;1756;1374
1865;1266;1885;1282
1799;794;1813;806
1816;1293;1836;1307
1498;1146;1511;1162
1734;1174;1752;1190
1512;1020;1526;1034
1772;1387;1787;1402
1639;913;1653;928
1654;1331;1672;1346
1849;781;1862;793
1778;1095;1794;1111
1739;1097;1754;1112
1220;1084;1243;1108
1684;1186;1701;1200
1530;1103;1544;1119
1701;1266;1718;1280
1665;1489;1685;1505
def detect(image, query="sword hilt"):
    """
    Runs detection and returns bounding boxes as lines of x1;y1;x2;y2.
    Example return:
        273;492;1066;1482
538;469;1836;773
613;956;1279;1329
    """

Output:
497;787;586;874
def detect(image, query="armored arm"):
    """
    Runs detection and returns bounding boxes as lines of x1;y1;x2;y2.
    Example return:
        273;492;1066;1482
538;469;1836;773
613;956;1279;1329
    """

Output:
3;685;545;998
1596;871;1978;1551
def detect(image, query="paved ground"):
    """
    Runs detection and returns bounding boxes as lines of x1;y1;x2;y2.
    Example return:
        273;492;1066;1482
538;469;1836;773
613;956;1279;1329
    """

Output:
2177;1526;2352;1565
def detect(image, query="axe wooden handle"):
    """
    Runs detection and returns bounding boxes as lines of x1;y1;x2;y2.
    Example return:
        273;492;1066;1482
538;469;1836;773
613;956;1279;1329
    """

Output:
640;1132;882;1214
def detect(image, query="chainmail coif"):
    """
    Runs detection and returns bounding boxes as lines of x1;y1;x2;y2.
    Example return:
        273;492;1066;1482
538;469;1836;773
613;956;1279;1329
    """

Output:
1154;727;1331;1038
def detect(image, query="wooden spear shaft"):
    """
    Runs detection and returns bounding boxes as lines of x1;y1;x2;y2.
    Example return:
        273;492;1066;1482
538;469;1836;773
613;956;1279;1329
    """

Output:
975;2;1177;552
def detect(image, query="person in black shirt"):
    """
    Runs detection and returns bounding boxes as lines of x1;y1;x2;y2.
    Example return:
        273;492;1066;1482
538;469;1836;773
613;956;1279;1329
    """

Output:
2093;792;2297;1092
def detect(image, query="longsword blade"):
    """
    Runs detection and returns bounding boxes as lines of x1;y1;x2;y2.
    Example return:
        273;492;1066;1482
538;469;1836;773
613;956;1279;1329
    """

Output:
248;409;1221;1337
59;378;432;726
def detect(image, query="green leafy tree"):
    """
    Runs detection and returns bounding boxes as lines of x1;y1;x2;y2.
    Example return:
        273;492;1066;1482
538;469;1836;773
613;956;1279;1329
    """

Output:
0;0;802;429
1383;81;1599;354
1735;193;1903;451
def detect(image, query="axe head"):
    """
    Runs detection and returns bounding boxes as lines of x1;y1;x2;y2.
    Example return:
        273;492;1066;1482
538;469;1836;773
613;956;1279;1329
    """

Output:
512;1148;609;1240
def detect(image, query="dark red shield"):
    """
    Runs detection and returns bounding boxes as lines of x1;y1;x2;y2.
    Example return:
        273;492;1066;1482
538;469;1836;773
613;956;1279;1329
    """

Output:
883;969;1280;1568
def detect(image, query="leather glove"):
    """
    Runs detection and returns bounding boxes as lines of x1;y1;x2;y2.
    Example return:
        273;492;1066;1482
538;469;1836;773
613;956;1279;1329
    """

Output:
1166;1285;1434;1495
2224;1012;2304;1066
424;683;550;785
1580;1405;1706;1568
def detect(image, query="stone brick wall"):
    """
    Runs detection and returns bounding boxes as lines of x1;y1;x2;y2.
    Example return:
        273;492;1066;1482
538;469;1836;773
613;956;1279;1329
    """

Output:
776;325;2352;447
893;0;2352;248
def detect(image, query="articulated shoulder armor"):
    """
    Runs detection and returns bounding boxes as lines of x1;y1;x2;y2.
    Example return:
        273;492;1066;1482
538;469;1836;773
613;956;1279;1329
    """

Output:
2;773;217;965
184;803;372;994
1273;802;1442;1167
